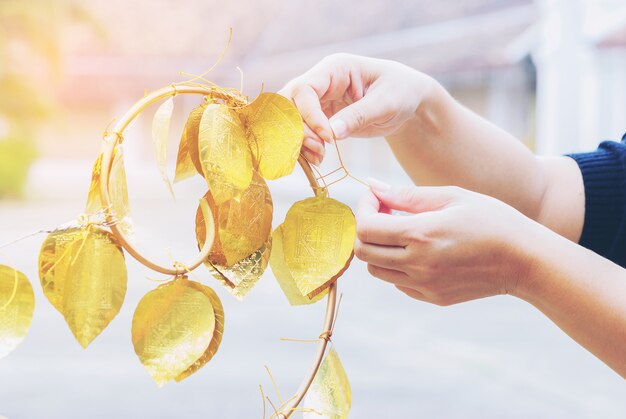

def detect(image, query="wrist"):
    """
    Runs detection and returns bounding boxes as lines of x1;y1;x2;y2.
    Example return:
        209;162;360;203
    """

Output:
386;76;451;145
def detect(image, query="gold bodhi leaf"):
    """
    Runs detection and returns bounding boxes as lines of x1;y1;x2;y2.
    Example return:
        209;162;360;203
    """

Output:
282;196;356;298
85;147;133;239
131;277;223;386
175;103;206;182
270;224;327;306
38;226;127;348
241;92;304;180
152;97;175;197
0;265;35;360
198;103;253;205
303;347;352;419
195;170;273;299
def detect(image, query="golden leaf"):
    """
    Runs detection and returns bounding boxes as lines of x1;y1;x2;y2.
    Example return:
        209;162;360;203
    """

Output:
198;103;253;204
196;171;273;267
242;92;304;180
85;147;134;239
38;226;127;348
205;240;271;300
152;97;175;197
195;171;273;299
282;196;356;298
269;224;327;306
303;347;352;419
131;277;220;386
174;103;206;182
0;265;35;360
175;280;224;382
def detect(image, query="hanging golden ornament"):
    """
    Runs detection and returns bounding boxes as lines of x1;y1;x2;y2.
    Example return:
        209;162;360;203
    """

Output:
131;277;223;386
38;226;127;348
85;147;133;239
303;347;352;419
270;224;328;306
282;196;356;297
152;97;175;197
198;103;253;204
175;279;225;382
0;265;35;360
195;170;272;299
175;103;206;182
241;92;304;180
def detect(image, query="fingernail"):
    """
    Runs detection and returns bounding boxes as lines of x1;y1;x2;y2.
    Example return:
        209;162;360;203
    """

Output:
367;177;390;192
330;118;348;140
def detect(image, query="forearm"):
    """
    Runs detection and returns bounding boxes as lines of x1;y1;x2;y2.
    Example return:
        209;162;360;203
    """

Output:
385;83;544;214
514;222;626;378
386;82;584;240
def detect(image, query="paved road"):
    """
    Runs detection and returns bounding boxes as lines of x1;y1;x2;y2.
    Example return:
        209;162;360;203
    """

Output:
0;177;624;418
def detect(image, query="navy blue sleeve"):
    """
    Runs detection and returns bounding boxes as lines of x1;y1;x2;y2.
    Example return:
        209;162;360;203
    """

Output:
567;133;626;267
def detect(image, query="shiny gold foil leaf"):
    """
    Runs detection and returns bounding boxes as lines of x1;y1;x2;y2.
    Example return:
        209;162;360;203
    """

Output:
152;97;175;197
198;103;253;204
175;281;224;382
205;240;271;300
174;103;206;182
303;347;352;419
85;148;134;239
0;265;35;360
242;92;304;180
38;226;127;348
131;278;217;386
195;171;273;268
283;196;356;297
270;224;327;306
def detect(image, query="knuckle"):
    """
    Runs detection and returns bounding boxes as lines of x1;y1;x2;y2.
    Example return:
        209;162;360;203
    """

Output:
355;219;370;243
354;240;367;261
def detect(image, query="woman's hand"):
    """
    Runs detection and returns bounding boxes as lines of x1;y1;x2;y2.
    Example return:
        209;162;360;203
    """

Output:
278;53;437;165
355;179;537;305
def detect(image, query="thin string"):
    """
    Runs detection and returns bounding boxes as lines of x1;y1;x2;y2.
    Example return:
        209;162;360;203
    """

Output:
259;385;267;419
178;28;233;85
265;365;283;406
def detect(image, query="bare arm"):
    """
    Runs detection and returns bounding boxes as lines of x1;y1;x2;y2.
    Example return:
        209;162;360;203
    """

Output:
386;83;585;242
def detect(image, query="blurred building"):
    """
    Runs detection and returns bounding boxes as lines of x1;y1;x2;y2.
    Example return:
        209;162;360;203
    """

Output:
25;0;626;195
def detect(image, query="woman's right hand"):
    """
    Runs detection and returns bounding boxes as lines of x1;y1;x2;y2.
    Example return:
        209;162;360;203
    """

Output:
278;53;439;165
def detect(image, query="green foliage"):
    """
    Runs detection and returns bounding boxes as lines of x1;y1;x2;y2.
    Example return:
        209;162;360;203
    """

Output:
0;137;37;198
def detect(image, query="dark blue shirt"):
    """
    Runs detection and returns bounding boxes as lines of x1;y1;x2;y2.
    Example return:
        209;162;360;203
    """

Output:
568;133;626;267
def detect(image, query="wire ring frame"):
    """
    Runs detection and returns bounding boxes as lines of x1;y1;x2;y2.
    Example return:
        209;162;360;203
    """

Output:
98;84;337;418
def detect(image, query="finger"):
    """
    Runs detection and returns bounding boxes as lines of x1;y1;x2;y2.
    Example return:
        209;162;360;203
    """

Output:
292;84;334;143
354;239;407;269
301;149;321;166
367;264;412;287
356;213;412;246
329;91;384;140
357;189;392;215
369;179;459;214
302;131;326;157
395;285;427;301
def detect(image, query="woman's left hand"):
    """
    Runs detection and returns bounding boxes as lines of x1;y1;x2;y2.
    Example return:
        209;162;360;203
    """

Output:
355;180;538;305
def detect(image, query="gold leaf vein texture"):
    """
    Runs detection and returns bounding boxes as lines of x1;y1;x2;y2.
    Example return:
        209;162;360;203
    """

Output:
0;265;35;360
38;226;127;348
282;196;356;297
198;103;253;205
303;347;352;419
270;224;327;306
131;277;222;386
175;103;206;182
242;92;304;180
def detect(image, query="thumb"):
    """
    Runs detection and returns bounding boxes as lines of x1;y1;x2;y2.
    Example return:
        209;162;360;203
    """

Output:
368;178;458;214
329;94;381;140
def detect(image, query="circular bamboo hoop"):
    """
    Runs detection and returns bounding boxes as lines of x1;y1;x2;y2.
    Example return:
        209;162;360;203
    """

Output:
98;85;336;418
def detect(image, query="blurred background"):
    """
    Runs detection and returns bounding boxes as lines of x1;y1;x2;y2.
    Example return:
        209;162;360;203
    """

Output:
1;0;625;417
